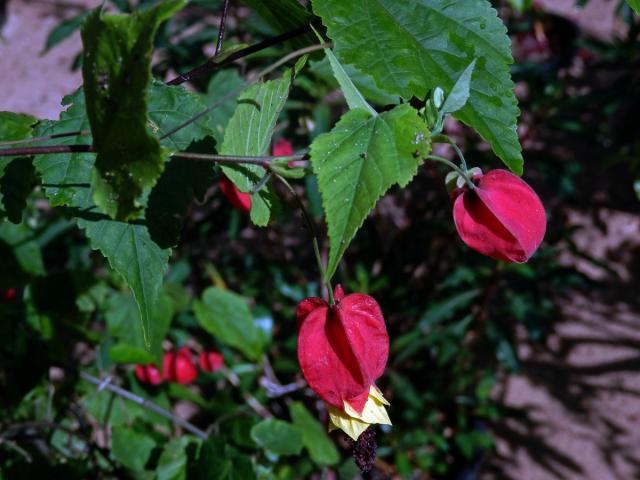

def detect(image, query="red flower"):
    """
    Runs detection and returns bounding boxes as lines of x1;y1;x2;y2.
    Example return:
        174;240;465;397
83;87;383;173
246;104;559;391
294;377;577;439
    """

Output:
452;169;546;263
219;176;251;213
296;285;388;414
272;138;294;157
199;350;224;373
163;347;198;384
0;288;17;301
134;364;163;385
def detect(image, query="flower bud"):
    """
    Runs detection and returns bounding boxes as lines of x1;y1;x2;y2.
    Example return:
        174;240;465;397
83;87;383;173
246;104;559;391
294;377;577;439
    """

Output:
134;364;163;385
163;347;198;384
219;176;251;213
199;350;224;373
452;169;546;262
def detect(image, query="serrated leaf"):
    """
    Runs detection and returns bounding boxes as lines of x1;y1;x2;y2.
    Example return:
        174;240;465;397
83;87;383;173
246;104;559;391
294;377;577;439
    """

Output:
250;419;304;456
220;70;294;226
442;59;476;115
628;0;640;14
310;104;431;280
310;58;398;106
0;112;37;141
111;427;156;471
290;402;340;466
312;0;523;173
81;0;186;220
194;287;263;361
311;25;377;116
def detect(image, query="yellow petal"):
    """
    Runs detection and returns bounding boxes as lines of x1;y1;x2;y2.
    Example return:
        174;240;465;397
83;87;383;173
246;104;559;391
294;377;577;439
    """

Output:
328;405;370;441
326;386;392;441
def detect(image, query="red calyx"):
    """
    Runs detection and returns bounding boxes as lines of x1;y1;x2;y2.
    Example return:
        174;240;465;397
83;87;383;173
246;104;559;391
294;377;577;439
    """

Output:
296;285;389;414
134;364;163;385
0;288;17;301
272;138;296;167
452;169;547;263
219;176;251;213
163;347;198;384
199;350;224;373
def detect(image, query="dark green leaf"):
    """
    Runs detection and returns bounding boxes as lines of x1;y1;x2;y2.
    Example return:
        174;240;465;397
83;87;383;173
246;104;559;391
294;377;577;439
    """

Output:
312;0;523;173
194;287;263;360
310;104;431;280
43;11;90;53
240;0;314;49
81;0;186;220
0;158;36;223
289;402;339;466
189;437;256;480
157;437;189;480
250;419;304;456
111;427;156;471
0;222;45;289
205;70;246;143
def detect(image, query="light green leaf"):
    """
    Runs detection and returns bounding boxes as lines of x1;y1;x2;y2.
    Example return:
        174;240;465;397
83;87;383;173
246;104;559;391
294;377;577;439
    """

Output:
311;25;377;116
111;427;156;471
204;70;246;143
312;0;523;173
250;419;304;456
108;344;156;364
290;402;340;466
442;59;477;115
220;69;294;226
310;104;431;280
194;287;263;361
0;112;37;141
310;58;398;106
628;0;640;14
81;0;186;220
157;437;189;480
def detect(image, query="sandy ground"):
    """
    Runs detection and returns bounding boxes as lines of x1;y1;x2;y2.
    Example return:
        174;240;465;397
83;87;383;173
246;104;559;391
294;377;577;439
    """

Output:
2;1;639;479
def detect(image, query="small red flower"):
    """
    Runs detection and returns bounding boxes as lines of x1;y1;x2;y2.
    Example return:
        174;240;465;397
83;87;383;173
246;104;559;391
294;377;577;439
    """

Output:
0;288;17;301
163;347;198;384
272;138;294;157
199;350;224;373
219;176;251;213
134;364;163;385
296;285;389;414
452;169;546;263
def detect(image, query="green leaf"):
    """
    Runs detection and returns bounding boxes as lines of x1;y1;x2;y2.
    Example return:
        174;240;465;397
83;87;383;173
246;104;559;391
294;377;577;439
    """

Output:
628;0;640;14
111;426;156;471
81;0;186;220
220;69;295;226
0;158;36;223
442;59;477;115
506;0;533;13
310;58;398;106
310;104;431;280
189;438;256;480
0;222;45;289
289;402;339;466
194;287;263;361
204;70;247;143
43;11;90;53
250;419;304;456
240;0;314;49
108;344;156;364
33;89;172;349
157;437;189;480
312;0;523;173
311;26;376;115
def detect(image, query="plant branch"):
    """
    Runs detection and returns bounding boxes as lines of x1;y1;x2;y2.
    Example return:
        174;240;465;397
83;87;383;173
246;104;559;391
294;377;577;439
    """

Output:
170;151;306;168
80;372;209;440
167;24;312;86
215;0;230;56
161;43;329;142
0;130;91;148
0;145;93;157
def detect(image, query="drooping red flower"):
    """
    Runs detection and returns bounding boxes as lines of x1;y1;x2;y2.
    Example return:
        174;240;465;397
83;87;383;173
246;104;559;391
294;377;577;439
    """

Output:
296;285;389;414
219;176;251;213
272;138;294;157
134;364;163;385
199;350;224;373
452;169;546;263
163;347;198;384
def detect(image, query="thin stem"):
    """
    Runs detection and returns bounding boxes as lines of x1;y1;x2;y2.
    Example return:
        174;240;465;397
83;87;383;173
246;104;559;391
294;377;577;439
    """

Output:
275;175;334;305
0;145;92;157
80;371;209;440
220;367;273;419
433;134;469;172
0;130;90;148
161;43;329;142
427;155;475;190
215;0;230;56
167;25;312;86
170;151;305;168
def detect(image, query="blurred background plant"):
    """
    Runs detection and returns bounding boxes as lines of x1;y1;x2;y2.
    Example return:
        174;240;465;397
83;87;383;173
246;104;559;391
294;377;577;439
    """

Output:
0;0;639;478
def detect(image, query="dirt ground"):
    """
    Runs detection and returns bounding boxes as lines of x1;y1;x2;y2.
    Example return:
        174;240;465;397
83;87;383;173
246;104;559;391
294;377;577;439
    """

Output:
2;1;639;479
